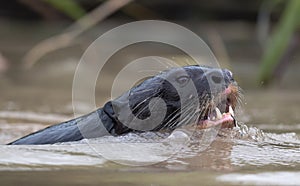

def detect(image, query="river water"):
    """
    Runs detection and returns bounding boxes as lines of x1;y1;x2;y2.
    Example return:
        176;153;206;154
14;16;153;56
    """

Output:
0;61;300;186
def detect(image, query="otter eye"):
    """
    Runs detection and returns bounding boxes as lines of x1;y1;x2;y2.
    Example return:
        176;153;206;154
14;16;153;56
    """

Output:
176;76;190;85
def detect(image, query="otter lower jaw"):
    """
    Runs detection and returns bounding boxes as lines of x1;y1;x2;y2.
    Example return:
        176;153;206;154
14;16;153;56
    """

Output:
197;106;235;129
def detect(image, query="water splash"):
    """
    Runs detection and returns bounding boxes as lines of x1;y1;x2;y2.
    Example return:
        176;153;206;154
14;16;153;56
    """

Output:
0;122;300;170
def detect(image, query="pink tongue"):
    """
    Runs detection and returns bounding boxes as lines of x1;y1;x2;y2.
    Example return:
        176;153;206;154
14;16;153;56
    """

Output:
197;113;234;129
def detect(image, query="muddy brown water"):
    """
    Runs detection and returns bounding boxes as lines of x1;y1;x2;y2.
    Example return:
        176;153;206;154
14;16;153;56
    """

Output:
1;18;300;184
0;61;300;186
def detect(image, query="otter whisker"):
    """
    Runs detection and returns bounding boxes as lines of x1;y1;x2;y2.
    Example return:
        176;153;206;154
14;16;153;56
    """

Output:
130;91;167;122
165;95;211;129
163;98;199;129
135;88;157;94
131;97;151;113
235;86;244;110
164;103;192;129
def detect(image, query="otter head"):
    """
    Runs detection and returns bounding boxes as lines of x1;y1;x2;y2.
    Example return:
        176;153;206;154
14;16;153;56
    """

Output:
109;65;240;134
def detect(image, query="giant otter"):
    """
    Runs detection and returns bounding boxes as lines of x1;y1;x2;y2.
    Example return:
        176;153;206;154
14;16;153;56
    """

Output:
8;65;240;145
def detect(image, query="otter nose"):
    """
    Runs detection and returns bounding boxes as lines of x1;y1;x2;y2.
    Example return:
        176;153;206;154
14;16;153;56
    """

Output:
222;69;234;82
222;69;233;78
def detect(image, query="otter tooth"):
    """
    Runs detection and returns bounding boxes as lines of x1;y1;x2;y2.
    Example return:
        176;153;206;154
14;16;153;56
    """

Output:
229;106;234;116
215;107;222;119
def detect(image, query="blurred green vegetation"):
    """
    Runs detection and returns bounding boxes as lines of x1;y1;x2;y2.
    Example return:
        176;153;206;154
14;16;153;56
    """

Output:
37;0;300;86
259;0;300;85
43;0;86;20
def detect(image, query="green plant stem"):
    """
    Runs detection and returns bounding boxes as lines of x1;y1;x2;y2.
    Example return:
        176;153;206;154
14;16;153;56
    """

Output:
43;0;86;20
258;0;300;85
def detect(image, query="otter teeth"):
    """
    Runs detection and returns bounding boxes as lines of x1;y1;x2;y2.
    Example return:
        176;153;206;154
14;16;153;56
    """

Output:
207;107;233;121
229;105;234;116
215;107;222;120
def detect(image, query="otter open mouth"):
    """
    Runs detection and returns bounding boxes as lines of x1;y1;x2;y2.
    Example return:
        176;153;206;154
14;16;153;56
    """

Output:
197;84;238;129
197;105;235;129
